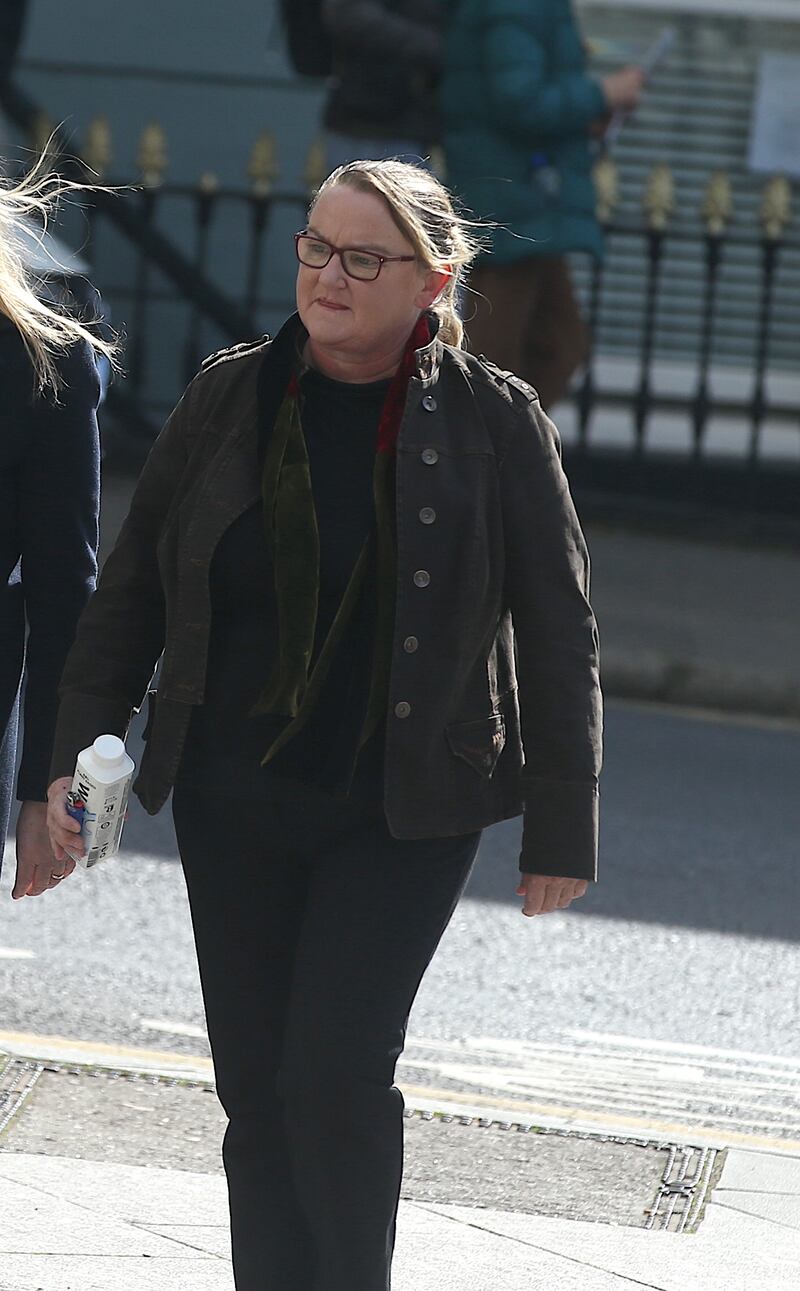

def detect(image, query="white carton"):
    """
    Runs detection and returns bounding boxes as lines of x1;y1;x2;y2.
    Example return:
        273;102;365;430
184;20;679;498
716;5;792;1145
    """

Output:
65;735;135;868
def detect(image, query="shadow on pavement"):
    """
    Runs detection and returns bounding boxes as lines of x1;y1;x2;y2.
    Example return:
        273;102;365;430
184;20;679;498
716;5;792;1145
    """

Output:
467;704;800;943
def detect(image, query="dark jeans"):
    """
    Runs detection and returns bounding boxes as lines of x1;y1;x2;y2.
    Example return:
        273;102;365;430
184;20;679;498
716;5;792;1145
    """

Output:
172;771;480;1291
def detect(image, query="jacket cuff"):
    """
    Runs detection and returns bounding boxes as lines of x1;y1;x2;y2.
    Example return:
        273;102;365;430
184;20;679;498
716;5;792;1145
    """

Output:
519;778;599;881
15;770;49;804
48;692;135;789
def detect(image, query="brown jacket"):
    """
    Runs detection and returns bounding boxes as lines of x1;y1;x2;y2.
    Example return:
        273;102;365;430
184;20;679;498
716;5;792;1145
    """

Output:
50;315;602;878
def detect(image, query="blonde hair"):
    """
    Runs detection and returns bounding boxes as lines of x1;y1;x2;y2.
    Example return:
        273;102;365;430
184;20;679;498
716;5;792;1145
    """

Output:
0;152;118;397
310;159;488;349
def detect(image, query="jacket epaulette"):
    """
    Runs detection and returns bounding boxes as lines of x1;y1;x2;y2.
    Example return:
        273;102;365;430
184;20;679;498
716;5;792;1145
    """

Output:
475;353;540;406
200;334;271;373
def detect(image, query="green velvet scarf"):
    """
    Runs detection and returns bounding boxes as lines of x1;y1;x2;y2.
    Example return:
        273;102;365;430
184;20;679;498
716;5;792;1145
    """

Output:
251;317;430;767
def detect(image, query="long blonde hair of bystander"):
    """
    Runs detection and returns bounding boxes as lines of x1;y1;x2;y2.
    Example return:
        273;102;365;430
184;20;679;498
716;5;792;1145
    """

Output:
0;150;117;397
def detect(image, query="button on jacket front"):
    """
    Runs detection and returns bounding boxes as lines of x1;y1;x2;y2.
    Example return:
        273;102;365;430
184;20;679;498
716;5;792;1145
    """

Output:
50;313;602;881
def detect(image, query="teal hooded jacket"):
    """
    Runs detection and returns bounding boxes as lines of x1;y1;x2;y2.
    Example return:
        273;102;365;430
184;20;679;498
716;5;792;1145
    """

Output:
443;0;606;263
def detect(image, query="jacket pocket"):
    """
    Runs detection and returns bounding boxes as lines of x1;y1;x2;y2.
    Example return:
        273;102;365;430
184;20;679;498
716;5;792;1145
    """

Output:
446;713;506;779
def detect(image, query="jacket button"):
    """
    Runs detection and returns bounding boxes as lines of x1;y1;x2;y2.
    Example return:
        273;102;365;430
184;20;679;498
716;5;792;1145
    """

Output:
403;635;419;653
422;394;437;412
421;447;438;465
413;569;430;588
394;701;412;719
419;507;436;525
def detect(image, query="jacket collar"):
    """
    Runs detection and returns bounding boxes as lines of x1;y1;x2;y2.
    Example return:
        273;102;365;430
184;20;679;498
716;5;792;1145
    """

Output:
414;310;443;385
258;310;448;464
266;308;446;382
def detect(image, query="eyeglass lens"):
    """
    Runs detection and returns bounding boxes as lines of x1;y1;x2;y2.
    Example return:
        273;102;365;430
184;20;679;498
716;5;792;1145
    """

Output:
298;237;381;281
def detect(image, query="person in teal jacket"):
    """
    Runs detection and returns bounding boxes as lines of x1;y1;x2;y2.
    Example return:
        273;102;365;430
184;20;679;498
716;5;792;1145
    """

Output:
443;0;643;408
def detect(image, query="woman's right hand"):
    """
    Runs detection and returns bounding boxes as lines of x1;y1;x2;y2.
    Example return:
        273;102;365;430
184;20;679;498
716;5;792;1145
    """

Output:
46;776;84;862
602;65;646;113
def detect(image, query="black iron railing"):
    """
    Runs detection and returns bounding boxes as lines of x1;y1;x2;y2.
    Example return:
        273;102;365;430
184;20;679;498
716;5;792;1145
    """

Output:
3;93;798;537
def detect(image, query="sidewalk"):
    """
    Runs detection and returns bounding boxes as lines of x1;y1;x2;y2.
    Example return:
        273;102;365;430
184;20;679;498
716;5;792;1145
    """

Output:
2;1038;799;1291
99;463;800;722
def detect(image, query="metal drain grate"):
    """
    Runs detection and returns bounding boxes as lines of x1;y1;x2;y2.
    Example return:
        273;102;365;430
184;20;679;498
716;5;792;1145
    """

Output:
646;1143;721;1234
0;1056;43;1137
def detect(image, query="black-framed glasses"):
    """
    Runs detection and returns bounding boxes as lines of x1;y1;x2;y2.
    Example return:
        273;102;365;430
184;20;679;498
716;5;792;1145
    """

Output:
294;232;417;282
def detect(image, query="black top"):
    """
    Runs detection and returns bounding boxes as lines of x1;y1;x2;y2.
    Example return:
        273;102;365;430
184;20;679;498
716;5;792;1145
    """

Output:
183;365;391;805
0;318;100;843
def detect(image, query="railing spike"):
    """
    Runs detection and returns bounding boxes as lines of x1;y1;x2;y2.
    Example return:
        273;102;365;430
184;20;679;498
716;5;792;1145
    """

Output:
248;131;279;198
594;154;619;225
137;123;168;188
643;163;675;232
199;172;220;195
760;175;791;241
304;138;328;195
701;170;732;236
84;116;112;178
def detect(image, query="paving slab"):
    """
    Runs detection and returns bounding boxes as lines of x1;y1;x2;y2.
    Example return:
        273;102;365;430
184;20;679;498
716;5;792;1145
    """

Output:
0;1178;184;1258
0;1253;233;1291
426;1198;800;1291
0;1152;230;1229
143;1223;232;1259
394;1201;651;1290
711;1189;800;1231
718;1145;800;1193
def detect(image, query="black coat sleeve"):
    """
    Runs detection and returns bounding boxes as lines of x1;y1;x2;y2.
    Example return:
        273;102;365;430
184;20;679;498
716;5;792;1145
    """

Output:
322;0;442;69
48;384;194;785
499;391;602;880
17;340;101;801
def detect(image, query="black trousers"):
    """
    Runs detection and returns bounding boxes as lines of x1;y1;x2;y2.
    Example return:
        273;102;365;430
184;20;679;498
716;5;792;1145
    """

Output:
172;772;480;1291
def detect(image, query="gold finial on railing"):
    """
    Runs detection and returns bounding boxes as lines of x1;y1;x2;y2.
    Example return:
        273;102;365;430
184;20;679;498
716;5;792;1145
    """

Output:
137;123;168;188
643;163;675;232
304;138;328;195
760;175;792;241
701;171;732;236
199;172;219;195
594;153;619;224
248;131;279;198
84;116;112;178
30;110;57;159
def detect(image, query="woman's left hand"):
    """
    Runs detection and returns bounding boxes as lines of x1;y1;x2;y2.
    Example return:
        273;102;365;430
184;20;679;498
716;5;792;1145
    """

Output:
12;801;76;899
516;874;588;917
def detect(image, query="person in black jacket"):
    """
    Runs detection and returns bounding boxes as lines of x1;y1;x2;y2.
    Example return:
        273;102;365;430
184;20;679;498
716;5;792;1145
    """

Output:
0;1;28;93
322;0;444;169
0;158;114;897
47;159;601;1291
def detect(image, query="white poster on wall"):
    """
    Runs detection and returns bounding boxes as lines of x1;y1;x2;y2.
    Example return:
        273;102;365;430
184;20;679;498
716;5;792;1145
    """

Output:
748;53;800;178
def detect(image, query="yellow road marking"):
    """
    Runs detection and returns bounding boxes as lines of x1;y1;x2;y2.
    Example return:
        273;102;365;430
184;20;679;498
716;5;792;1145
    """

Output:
0;1029;212;1075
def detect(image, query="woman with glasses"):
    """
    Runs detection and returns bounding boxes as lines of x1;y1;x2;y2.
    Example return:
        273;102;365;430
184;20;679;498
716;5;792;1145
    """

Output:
46;159;602;1291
